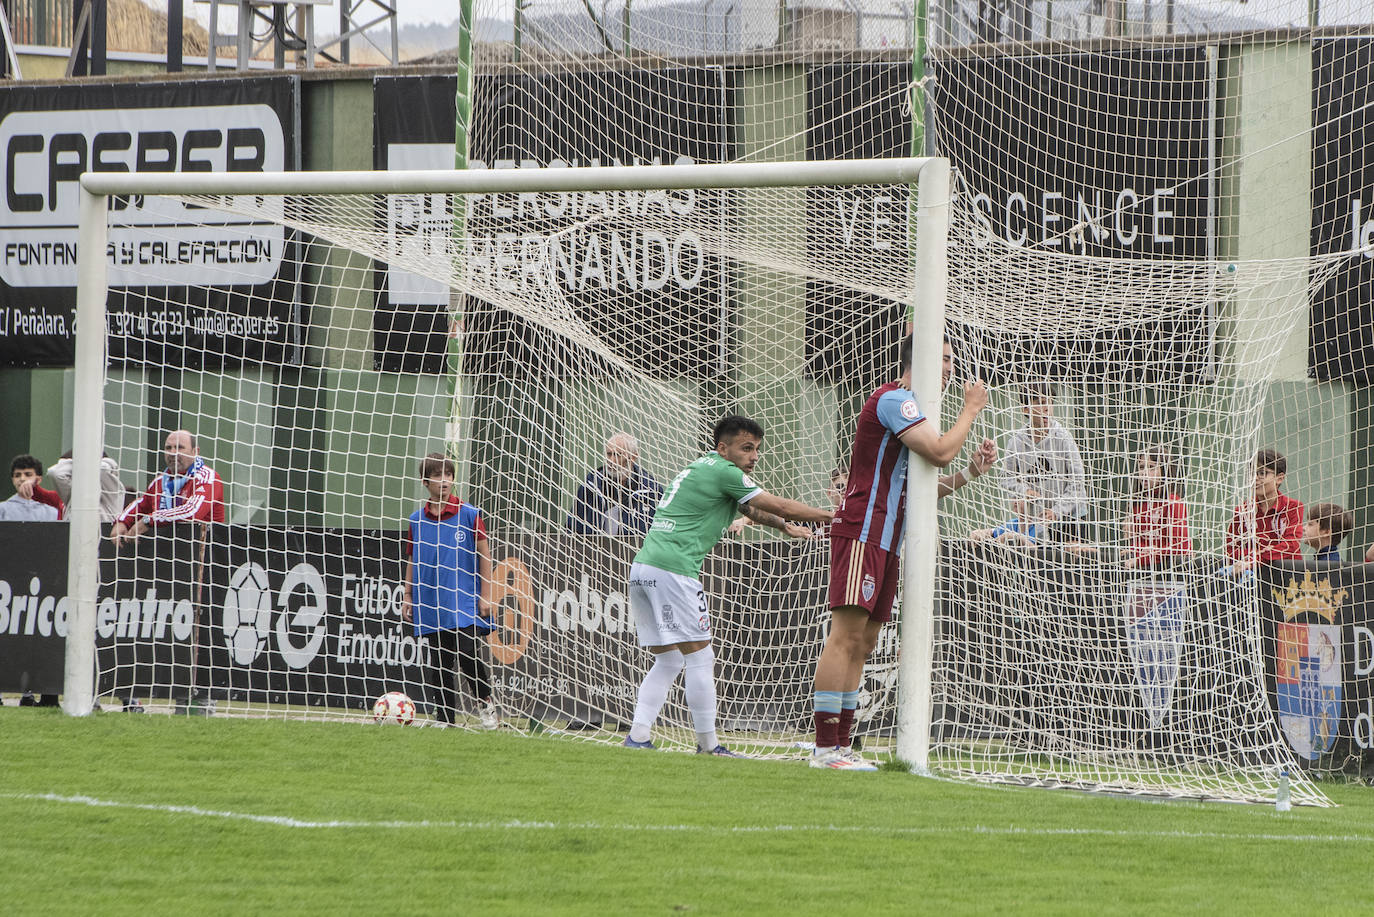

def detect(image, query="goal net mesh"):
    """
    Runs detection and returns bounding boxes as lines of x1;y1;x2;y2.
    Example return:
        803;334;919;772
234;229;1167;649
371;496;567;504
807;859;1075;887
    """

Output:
81;0;1374;806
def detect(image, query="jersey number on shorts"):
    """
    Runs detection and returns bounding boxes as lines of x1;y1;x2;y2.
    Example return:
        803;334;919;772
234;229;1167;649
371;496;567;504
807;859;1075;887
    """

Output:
658;467;692;509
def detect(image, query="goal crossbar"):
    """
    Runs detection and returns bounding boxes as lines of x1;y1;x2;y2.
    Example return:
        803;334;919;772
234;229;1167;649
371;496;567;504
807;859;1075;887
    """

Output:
78;157;938;197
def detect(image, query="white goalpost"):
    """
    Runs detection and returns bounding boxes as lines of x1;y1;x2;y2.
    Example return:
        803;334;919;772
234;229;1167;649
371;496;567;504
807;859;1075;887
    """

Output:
63;152;1333;807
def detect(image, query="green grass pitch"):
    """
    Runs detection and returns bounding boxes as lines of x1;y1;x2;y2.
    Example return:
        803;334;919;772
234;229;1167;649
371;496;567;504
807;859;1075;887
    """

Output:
3;708;1370;915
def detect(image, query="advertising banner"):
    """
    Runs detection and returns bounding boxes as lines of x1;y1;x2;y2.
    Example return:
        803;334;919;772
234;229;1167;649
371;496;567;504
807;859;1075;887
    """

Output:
1260;562;1374;772
372;75;461;374
0;78;302;368
927;50;1215;383
10;520;1368;775
1312;38;1374;382
930;49;1212;260
200;525;424;708
372;71;730;378
95;524;202;701
0;522;70;693
805;62;912;386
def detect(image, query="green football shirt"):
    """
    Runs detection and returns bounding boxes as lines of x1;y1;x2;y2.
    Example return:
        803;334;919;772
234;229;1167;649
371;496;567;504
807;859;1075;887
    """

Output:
633;451;763;578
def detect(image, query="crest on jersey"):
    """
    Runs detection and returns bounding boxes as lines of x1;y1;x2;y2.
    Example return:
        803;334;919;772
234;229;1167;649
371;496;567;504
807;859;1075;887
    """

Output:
741;474;756;488
900;399;919;420
861;574;876;602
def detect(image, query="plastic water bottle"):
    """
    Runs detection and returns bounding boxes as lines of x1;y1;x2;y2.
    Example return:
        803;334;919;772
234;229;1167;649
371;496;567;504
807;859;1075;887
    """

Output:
1275;768;1292;812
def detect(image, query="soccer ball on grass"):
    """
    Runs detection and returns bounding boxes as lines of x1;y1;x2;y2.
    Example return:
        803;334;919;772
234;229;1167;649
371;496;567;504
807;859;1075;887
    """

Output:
372;691;415;725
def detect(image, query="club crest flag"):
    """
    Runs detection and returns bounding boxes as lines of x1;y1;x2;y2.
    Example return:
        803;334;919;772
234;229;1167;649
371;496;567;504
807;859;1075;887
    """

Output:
1273;573;1346;760
1124;579;1187;731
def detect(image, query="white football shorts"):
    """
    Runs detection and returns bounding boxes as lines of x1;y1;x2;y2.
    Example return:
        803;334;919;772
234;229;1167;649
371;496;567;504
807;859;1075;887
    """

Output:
628;562;711;646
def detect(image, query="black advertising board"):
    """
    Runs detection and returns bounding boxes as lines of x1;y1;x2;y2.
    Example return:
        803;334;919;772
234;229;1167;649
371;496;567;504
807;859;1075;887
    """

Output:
200;526;423;707
372;71;730;377
805;62;912;386
372;76;460;374
1312;39;1374;382
0;78;302;368
7;519;1368;776
95;523;202;699
0;522;70;693
927;50;1215;383
930;49;1212;260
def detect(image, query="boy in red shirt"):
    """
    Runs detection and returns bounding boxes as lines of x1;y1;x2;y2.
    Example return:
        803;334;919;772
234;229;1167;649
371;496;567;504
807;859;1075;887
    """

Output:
1224;448;1303;576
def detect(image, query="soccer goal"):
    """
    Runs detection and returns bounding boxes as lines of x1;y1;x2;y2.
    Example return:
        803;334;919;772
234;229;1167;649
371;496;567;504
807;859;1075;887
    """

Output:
63;156;1331;806
62;157;951;744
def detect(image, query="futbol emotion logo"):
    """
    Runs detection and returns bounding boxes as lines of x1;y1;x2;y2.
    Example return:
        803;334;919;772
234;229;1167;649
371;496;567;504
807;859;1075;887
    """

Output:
221;561;328;668
222;562;273;665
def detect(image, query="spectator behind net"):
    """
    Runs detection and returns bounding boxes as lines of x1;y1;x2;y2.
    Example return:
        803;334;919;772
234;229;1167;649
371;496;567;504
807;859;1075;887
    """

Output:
0;454;61;521
567;432;663;537
1304;502;1352;563
110;429;225;548
49;449;128;523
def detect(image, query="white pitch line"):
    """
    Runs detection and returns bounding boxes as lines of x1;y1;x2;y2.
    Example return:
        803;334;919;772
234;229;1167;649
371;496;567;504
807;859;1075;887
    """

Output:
4;793;1372;844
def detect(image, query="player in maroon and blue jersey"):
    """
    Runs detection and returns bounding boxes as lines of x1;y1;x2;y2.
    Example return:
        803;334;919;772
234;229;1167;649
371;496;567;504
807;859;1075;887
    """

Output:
810;336;993;770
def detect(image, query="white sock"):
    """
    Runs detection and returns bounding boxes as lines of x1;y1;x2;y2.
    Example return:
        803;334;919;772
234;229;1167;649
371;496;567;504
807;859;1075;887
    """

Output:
682;646;717;751
630;649;684;743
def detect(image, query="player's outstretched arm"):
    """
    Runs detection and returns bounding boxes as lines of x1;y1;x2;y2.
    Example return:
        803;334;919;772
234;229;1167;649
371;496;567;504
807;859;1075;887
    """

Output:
900;380;989;468
738;500;814;537
746;491;833;526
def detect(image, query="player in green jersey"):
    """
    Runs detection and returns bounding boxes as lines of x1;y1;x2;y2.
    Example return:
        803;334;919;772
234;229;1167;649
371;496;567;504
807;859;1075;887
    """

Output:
622;415;834;756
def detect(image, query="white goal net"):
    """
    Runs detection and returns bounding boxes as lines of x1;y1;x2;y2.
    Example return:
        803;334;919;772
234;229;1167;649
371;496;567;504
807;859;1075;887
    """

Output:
55;0;1374;809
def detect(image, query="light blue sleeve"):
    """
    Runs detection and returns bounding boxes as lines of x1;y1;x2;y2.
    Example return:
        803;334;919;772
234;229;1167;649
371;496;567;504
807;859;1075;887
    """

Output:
875;389;926;435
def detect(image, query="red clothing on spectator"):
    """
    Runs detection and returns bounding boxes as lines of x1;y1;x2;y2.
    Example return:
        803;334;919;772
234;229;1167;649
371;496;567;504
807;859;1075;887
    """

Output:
32;483;64;520
1128;494;1191;568
117;464;225;527
1225;493;1303;563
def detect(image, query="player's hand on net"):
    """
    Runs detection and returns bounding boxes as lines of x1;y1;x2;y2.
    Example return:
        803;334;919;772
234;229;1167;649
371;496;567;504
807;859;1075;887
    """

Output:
782;522;814;539
972;437;998;474
963;379;989;413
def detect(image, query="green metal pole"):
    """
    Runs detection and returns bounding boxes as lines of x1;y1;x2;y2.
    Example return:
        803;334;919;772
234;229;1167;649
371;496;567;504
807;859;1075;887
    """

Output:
908;0;929;332
450;0;475;453
455;0;473;172
911;0;927;158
